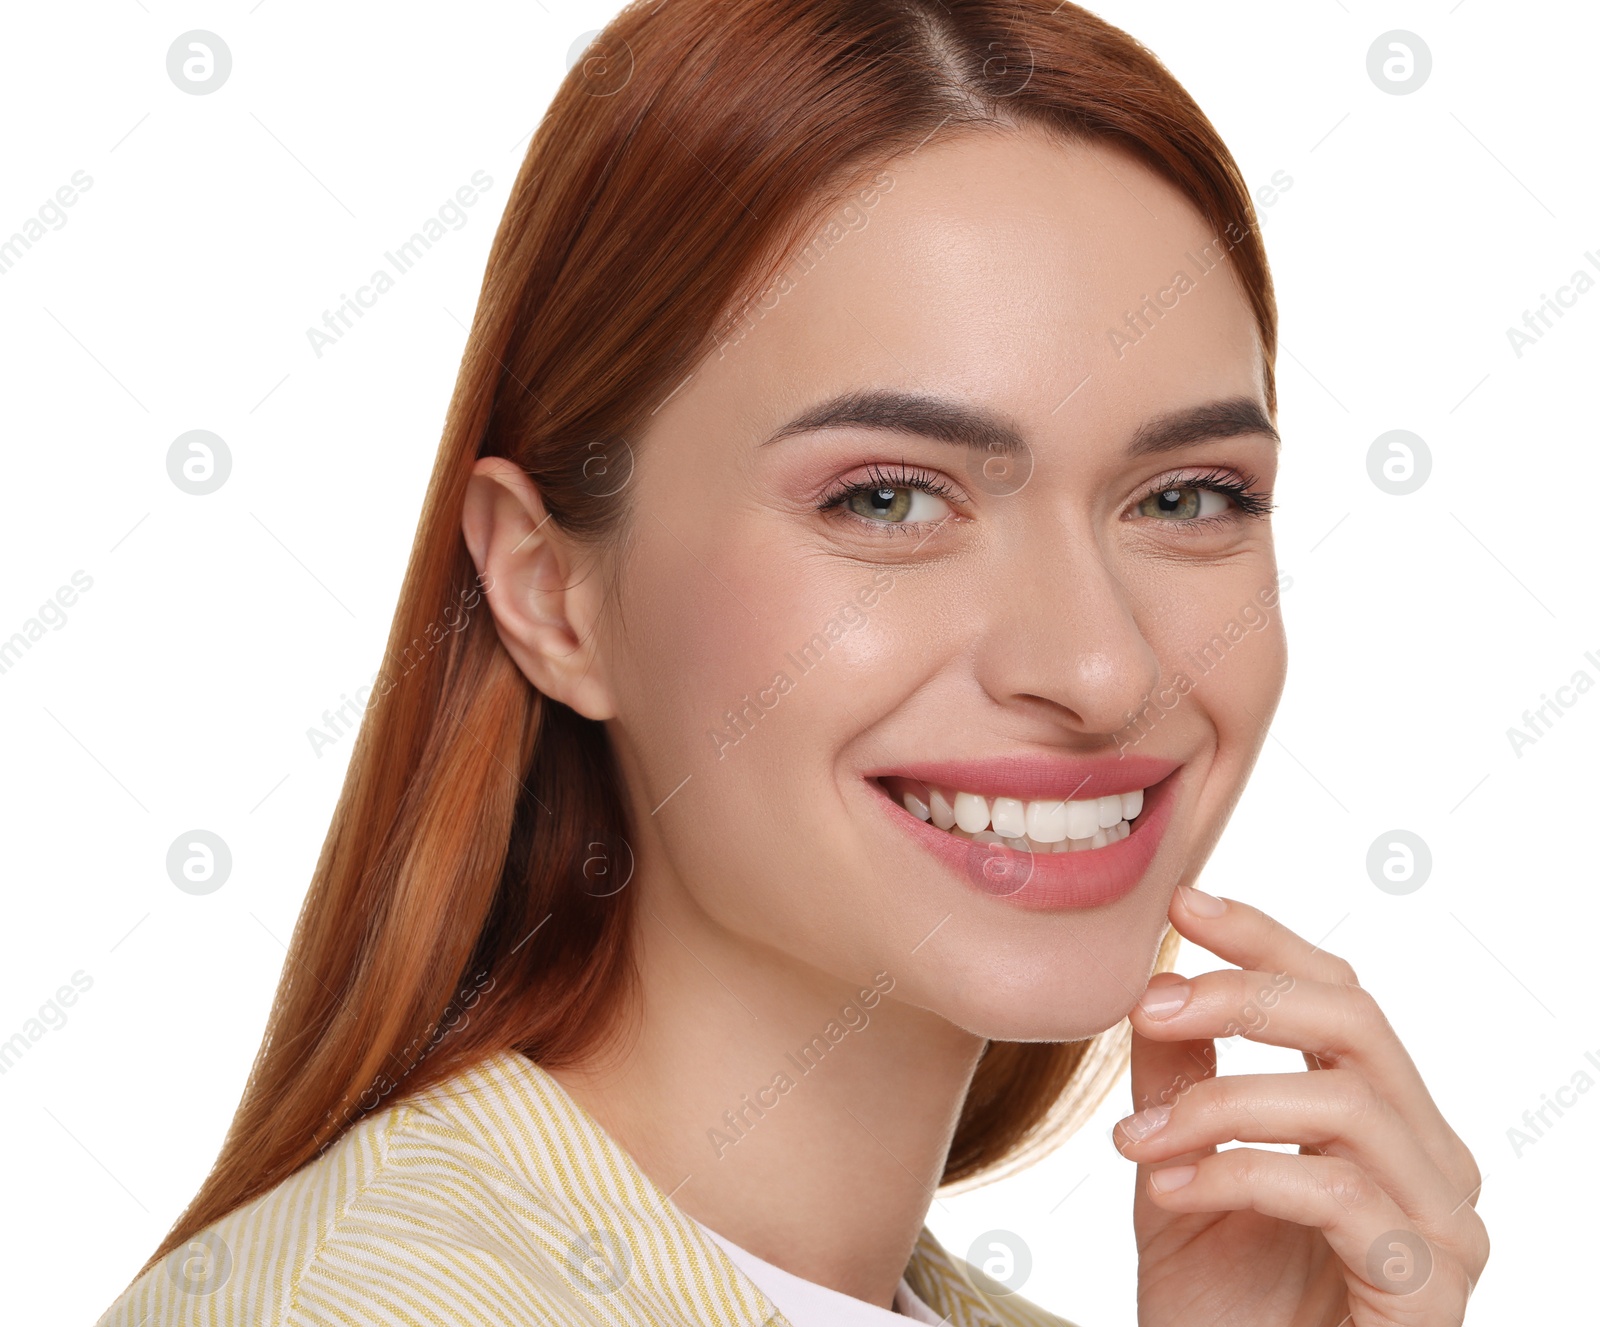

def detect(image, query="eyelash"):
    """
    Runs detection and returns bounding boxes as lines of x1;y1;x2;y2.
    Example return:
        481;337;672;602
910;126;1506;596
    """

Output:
1133;466;1276;523
815;462;963;536
815;462;1274;534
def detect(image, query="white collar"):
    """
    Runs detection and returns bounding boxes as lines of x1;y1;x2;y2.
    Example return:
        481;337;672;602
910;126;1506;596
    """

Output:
694;1219;946;1325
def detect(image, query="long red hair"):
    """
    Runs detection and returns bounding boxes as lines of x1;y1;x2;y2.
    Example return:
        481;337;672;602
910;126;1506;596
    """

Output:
142;0;1274;1276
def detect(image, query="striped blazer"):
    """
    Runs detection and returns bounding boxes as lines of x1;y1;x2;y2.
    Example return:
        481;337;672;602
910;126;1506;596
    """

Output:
99;1048;1079;1326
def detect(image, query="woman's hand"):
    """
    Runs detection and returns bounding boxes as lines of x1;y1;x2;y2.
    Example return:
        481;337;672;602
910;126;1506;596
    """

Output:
1115;886;1488;1326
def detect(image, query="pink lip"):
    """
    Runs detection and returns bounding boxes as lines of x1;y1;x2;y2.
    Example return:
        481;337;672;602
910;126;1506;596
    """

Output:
861;757;1182;911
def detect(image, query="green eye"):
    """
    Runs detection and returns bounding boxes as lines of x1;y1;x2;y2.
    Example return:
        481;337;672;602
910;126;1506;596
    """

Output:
848;486;913;522
817;464;962;534
1136;485;1230;520
840;484;950;524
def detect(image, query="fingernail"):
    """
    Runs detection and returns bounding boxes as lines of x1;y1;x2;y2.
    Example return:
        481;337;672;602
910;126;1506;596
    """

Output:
1138;982;1190;1019
1150;1163;1197;1192
1177;885;1226;917
1120;1104;1171;1143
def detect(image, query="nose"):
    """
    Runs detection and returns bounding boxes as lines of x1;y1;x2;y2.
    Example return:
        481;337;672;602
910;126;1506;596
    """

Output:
970;528;1162;736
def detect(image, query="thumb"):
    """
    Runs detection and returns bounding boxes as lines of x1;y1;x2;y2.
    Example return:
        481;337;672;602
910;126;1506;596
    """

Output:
1122;972;1218;1237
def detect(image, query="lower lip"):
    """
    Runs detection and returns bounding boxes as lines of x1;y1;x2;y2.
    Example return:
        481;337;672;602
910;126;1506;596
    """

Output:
866;773;1178;910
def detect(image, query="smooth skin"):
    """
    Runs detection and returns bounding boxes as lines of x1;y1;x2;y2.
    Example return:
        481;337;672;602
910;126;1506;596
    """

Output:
461;123;1485;1323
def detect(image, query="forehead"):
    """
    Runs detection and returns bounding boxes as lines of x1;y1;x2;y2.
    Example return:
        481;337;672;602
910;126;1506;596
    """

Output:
689;124;1266;442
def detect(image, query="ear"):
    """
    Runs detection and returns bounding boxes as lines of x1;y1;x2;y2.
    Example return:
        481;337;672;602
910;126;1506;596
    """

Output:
460;456;617;721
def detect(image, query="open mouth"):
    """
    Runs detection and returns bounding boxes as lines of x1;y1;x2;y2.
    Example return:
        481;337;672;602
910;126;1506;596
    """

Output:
874;775;1146;855
861;756;1181;909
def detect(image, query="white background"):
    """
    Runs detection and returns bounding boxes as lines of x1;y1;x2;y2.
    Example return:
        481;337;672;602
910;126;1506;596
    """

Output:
1;2;1593;1323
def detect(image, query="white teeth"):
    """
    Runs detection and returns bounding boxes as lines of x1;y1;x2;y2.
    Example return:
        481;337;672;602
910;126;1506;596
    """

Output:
953;791;991;834
1064;798;1100;841
895;777;1152;855
990;796;1026;839
1024;798;1069;844
947;822;1131;853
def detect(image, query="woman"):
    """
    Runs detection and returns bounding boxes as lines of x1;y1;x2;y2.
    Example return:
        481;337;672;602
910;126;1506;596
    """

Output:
101;1;1488;1323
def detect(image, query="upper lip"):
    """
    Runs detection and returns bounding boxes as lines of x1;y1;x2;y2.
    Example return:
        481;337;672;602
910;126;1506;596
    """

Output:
863;752;1180;802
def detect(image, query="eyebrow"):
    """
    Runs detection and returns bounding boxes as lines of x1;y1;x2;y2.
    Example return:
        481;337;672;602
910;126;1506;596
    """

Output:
758;388;1279;457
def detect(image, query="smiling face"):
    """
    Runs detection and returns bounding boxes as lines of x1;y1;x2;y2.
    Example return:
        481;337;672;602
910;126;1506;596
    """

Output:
573;124;1287;1042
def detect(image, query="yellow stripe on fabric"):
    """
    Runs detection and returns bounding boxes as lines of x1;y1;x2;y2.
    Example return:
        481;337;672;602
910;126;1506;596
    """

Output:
904;1224;1081;1327
425;1051;782;1327
96;1047;1077;1327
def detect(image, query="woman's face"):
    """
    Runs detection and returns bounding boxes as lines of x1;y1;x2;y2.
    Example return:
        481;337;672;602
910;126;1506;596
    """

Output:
588;125;1285;1041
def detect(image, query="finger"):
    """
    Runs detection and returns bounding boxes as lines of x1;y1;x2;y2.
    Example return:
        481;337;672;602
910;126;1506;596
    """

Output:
1115;1068;1464;1228
1168;885;1359;986
1130;964;1482;1205
1144;1149;1474;1314
1127;975;1217;1132
1125;975;1218;1235
1168;889;1343;1073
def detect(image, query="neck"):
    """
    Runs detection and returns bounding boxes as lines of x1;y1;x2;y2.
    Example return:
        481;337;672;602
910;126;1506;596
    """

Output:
545;877;986;1310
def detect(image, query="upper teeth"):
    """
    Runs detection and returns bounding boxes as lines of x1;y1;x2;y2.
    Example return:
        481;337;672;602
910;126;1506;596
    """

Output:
898;784;1145;852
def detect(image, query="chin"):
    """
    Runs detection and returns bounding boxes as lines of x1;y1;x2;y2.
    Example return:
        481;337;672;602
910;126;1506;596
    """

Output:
913;932;1172;1043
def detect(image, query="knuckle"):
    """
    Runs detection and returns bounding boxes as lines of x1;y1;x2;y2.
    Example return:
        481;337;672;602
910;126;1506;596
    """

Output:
1325;1067;1381;1122
1185;1076;1239;1131
1217;971;1277;1037
1450;1139;1484;1199
1213;968;1249;1010
1228;1147;1270;1188
1323;955;1360;986
1337;983;1387;1044
1346;981;1382;1021
1232;1147;1295;1195
1316;1156;1376;1212
1462;1213;1491;1275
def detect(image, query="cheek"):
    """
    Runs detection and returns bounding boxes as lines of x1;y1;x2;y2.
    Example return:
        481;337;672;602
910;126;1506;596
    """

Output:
609;515;887;794
1208;619;1288;743
1138;571;1289;730
614;531;784;762
604;519;921;947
